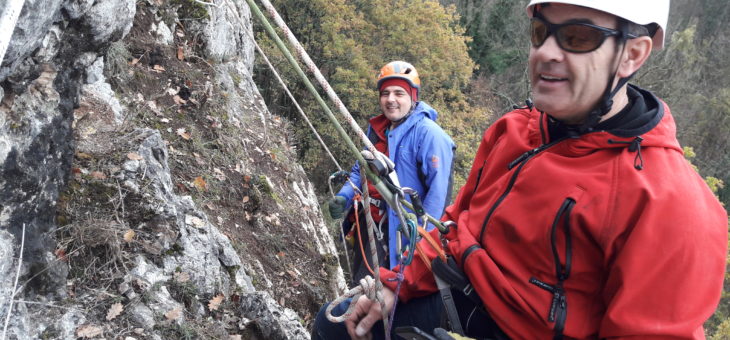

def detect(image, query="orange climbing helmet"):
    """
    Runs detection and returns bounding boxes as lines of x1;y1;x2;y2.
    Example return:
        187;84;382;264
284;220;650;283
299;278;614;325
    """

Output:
377;61;421;101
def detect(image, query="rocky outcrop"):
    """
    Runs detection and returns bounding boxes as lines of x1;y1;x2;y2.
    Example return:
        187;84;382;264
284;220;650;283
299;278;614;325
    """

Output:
0;0;345;339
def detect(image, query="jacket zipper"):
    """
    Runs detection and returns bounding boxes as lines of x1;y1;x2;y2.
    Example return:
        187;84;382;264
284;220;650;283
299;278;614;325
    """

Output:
529;197;575;340
471;160;487;195
478;138;567;243
539;112;548;145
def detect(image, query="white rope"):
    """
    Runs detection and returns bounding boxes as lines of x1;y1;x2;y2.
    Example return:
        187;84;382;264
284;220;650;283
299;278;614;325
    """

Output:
323;169;390;337
325;275;382;323
2;223;26;340
257;0;377;154
360;169;390;338
0;0;26;65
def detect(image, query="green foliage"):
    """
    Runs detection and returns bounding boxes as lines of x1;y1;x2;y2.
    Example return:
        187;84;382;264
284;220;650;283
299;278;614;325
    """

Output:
636;3;730;212
711;317;730;340
685;151;729;337
104;40;132;87
459;0;526;75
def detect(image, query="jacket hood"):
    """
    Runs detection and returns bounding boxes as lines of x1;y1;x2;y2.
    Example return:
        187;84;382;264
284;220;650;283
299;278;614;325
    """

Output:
413;101;439;122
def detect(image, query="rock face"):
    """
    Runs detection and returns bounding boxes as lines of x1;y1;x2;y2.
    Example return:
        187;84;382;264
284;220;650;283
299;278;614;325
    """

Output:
0;0;345;338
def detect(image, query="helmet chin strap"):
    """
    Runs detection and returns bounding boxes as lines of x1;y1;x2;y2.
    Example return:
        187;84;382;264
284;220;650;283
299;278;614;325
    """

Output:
577;21;635;135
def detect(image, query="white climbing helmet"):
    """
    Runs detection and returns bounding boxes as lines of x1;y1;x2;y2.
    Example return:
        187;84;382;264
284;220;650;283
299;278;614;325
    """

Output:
526;0;670;50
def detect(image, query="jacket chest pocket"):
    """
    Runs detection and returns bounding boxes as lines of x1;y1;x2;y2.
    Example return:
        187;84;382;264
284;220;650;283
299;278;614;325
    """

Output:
529;186;586;339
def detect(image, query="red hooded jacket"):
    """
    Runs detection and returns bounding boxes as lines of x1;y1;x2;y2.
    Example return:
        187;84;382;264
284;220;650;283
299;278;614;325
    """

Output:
381;99;727;339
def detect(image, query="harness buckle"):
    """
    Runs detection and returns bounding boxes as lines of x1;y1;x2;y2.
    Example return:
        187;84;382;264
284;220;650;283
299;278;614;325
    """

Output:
462;283;474;297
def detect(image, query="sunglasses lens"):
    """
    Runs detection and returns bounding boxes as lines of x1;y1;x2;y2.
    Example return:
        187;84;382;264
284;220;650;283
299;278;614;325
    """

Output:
530;19;549;47
557;24;605;52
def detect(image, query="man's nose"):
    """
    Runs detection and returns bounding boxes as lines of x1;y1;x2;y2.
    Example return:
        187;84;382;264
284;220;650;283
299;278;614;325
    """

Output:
532;35;564;62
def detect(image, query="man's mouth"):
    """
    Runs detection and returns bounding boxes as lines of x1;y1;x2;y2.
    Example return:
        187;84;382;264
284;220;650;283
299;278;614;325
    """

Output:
539;74;568;82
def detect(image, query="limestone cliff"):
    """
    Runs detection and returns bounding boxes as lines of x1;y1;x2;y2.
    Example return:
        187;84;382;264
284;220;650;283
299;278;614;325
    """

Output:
0;1;345;339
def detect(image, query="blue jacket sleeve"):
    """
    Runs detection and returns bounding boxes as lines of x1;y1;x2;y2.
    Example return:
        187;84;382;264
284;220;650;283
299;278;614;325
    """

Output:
417;126;455;230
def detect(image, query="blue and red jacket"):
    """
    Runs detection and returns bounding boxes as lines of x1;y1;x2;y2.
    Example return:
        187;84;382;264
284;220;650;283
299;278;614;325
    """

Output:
336;101;456;268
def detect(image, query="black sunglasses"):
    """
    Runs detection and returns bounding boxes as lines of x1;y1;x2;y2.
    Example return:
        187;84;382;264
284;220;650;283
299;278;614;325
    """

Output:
530;16;635;53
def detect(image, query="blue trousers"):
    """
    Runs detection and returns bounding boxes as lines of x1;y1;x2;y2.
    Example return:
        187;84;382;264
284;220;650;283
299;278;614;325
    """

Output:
311;293;444;340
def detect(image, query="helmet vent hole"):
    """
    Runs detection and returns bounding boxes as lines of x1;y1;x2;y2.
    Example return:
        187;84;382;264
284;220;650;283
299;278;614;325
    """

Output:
405;69;412;74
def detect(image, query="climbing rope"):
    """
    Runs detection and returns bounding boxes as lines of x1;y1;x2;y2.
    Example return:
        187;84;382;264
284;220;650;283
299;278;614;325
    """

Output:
324;275;382;323
0;0;26;64
359;167;391;338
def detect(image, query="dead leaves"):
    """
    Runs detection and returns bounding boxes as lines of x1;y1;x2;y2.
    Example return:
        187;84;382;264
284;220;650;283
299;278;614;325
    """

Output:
76;324;103;338
127;152;143;161
106;302;123;321
208;294;224;311
172;94;187;105
213;168;226;181
185;215;206;228
193;176;207;191
75;152;93;160
174;271;190;283
176;128;191;140
54;248;67;261
90;171;107;180
123;229;136;243
165;307;182;320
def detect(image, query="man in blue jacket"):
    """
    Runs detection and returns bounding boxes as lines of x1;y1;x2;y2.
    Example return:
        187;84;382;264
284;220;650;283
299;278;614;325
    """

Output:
327;61;455;284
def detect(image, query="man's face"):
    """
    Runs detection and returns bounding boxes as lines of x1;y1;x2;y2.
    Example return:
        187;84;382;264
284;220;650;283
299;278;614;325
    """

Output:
379;85;413;123
528;4;620;124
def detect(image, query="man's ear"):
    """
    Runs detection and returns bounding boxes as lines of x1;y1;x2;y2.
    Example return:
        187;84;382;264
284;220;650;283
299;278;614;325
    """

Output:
618;36;653;77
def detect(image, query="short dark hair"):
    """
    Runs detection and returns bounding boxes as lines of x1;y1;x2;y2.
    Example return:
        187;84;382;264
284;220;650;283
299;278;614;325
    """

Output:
622;18;654;38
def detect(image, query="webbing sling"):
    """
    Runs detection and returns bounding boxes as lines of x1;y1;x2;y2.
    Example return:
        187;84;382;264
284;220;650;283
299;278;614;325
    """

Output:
433;269;465;335
431;255;483;336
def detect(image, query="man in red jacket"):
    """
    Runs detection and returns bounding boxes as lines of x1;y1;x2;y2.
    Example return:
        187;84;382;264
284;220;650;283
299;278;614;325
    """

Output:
313;1;728;339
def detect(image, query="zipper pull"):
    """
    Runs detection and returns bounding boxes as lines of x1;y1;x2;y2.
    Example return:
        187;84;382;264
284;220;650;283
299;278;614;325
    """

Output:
548;291;560;322
508;147;539;170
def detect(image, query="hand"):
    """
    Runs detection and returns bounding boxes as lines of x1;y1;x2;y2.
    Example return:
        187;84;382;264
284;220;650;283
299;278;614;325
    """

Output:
345;287;396;340
328;195;348;219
